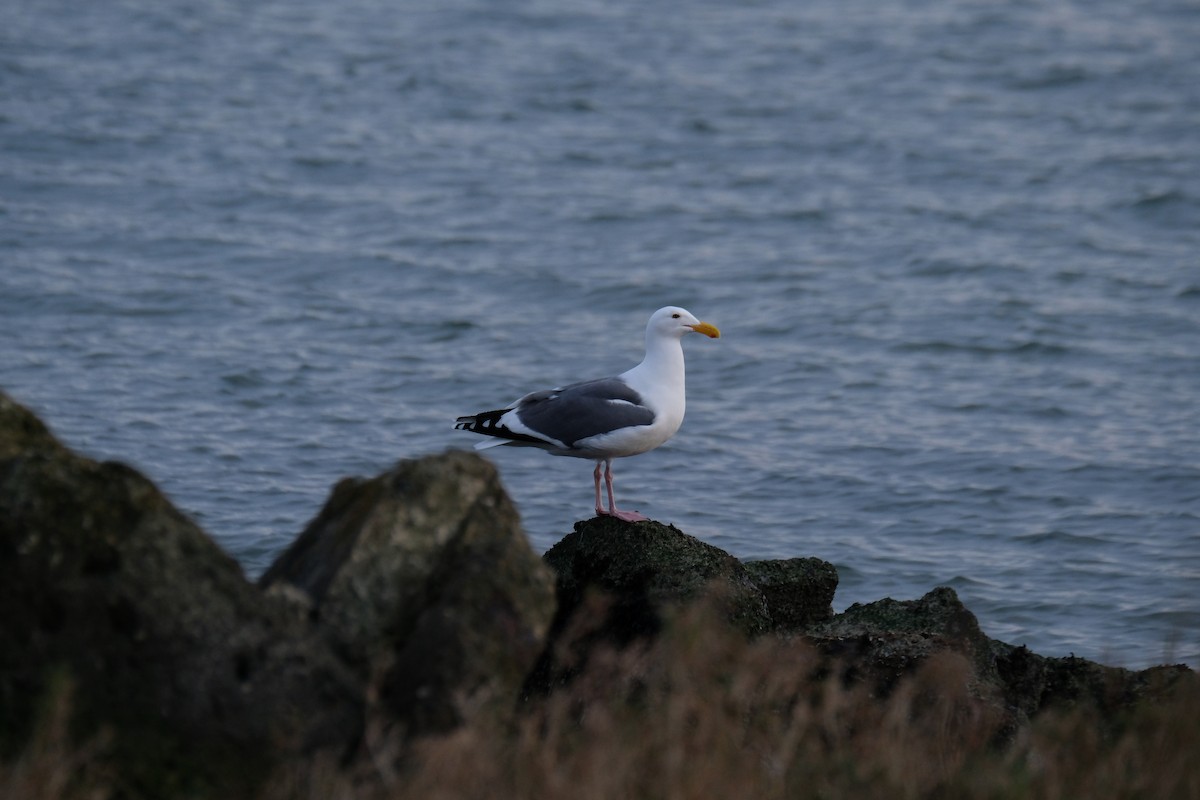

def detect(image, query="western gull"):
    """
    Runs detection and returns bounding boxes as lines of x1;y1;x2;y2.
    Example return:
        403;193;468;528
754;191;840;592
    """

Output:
454;306;720;522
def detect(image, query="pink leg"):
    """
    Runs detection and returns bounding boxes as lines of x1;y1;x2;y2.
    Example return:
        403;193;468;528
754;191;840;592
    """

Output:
593;461;605;517
600;459;648;523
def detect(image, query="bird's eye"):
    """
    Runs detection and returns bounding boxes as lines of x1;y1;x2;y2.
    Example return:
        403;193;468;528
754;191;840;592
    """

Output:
671;313;680;319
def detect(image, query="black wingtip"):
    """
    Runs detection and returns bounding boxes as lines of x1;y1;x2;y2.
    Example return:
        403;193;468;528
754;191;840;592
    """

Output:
454;409;509;434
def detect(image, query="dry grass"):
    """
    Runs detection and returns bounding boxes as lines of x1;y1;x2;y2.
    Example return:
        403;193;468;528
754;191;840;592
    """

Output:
0;678;110;800
273;603;1200;800
5;607;1198;800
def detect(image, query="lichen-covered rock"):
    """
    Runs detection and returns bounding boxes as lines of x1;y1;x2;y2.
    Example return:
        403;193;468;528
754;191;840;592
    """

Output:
991;641;1193;721
806;587;999;687
743;557;838;630
545;517;772;640
527;517;771;695
802;586;1196;736
800;588;1016;739
0;392;66;459
0;391;362;798
260;450;557;736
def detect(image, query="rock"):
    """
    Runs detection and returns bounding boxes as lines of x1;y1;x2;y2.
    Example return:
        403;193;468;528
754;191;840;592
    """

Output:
0;391;362;798
545;517;772;638
991;641;1194;721
0;392;66;459
743;557;838;630
1;393;558;793
260;450;556;737
799;587;1018;733
803;586;1195;735
805;587;999;688
526;518;771;694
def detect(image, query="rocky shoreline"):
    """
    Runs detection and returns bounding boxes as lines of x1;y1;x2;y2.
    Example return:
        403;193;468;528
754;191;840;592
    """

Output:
1;389;1193;798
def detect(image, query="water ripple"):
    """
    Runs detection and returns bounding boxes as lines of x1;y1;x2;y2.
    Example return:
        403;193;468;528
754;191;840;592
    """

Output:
2;0;1198;669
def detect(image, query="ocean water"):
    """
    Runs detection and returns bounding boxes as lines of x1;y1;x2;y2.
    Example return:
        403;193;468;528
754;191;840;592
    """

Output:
2;0;1197;669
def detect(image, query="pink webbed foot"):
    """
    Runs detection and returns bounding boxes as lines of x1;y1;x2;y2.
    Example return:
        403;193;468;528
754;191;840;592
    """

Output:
599;507;649;523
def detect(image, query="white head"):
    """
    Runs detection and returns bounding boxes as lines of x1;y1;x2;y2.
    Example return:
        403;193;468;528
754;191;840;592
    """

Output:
646;306;721;340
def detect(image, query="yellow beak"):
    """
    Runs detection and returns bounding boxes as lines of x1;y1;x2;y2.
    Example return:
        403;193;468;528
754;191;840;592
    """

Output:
689;321;721;339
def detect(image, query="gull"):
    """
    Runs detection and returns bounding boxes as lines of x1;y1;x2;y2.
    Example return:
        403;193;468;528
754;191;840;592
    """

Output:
455;306;720;522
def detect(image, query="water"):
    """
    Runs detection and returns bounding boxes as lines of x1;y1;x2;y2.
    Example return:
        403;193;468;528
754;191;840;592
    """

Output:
3;0;1198;669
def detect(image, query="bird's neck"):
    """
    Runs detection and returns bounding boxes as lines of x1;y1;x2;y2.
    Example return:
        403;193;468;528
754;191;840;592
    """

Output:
646;332;685;378
623;334;685;403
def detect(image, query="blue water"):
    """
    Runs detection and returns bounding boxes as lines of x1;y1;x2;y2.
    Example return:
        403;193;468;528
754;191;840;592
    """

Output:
3;0;1198;669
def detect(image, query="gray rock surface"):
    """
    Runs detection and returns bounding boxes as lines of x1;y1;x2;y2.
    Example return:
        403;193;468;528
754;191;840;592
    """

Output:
743;556;838;630
546;517;771;634
0;391;362;797
1;390;555;796
261;451;557;735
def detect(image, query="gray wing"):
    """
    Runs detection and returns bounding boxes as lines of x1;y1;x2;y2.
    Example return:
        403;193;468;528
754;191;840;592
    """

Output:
514;378;655;448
